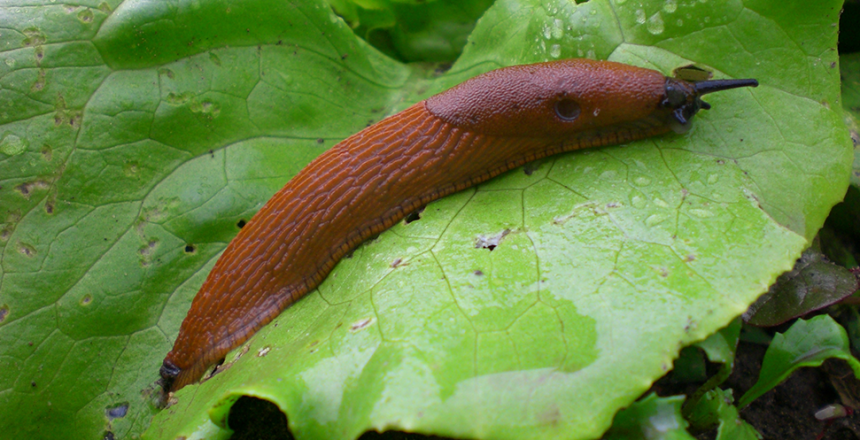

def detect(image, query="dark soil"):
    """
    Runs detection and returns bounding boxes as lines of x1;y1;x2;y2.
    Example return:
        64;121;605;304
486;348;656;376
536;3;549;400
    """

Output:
722;342;860;440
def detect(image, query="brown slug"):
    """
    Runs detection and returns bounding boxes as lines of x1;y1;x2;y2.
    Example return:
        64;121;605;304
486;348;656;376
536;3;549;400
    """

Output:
160;59;758;394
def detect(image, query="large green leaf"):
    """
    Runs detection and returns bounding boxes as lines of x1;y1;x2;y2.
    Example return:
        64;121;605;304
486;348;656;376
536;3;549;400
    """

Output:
0;0;849;439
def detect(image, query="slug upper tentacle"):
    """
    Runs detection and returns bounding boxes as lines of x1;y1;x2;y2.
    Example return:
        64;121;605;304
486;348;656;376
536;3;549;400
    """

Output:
159;59;757;397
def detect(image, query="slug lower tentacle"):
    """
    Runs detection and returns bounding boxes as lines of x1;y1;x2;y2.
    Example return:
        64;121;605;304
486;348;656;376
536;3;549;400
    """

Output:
160;59;757;395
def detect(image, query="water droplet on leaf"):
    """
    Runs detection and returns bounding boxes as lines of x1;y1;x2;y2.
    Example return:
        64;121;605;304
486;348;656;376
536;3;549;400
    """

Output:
663;0;677;13
689;208;714;218
647;13;665;34
634;176;652;186
0;133;27;156
645;214;667;226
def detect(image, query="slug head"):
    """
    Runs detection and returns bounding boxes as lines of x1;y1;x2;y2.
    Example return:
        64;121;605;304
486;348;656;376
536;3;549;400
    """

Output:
425;59;758;138
662;77;759;133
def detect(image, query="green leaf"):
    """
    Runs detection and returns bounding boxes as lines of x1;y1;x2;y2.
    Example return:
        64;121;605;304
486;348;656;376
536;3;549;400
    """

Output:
694;318;742;366
686;389;760;440
738;315;860;409
0;0;850;439
325;0;496;62
743;248;859;327
841;52;860;189
603;394;694;440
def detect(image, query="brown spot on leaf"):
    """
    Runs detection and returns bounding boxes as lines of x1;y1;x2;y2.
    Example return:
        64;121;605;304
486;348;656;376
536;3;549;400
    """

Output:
139;239;158;266
22;28;46;47
76;8;94;23
537;404;561;426
41;144;52;162
15;182;33;197
350;317;373;332
17;242;36;257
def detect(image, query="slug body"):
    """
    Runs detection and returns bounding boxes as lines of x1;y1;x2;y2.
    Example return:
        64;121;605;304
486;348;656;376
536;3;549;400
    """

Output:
161;59;757;393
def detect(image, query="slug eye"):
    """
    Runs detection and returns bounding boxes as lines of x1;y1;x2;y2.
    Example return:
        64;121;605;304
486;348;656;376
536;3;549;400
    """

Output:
554;99;581;121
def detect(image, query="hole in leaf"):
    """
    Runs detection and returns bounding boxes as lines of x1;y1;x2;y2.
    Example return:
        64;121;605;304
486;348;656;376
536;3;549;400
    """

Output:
228;396;291;439
206;357;226;380
434;63;453;76
184;244;196;254
237;219;247;229
106;402;129;420
475;229;511;251
523;161;542;176
404;206;425;224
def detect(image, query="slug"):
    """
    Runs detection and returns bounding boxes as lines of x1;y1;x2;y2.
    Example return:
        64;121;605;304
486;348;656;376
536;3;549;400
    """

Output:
160;59;757;394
